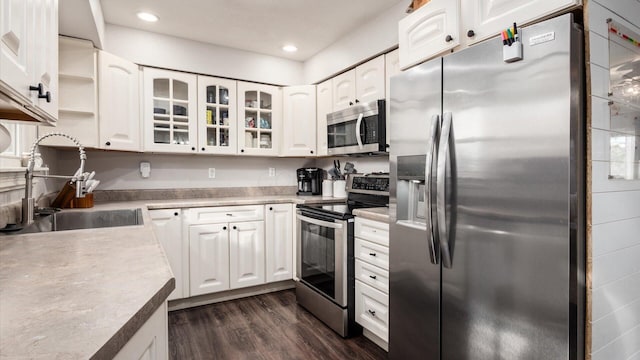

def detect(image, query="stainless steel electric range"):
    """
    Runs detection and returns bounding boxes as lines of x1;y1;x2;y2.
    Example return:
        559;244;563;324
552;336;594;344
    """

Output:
295;173;389;337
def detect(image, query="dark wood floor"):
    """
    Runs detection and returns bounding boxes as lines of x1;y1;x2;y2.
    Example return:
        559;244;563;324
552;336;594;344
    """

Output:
168;289;388;360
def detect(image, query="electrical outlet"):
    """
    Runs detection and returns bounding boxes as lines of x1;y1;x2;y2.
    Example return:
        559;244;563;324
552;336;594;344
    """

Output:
268;167;276;177
208;168;216;179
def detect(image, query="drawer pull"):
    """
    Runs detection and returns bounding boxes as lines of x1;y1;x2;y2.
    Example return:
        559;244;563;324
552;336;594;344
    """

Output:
226;213;233;216
369;275;377;280
369;252;377;257
368;309;376;316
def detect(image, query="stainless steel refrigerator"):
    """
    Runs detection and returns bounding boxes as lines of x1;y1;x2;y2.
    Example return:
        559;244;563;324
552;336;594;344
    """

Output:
389;14;585;360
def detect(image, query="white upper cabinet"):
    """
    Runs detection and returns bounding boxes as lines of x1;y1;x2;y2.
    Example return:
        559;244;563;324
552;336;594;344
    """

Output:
332;69;356;112
31;0;58;119
384;49;400;149
281;85;316;157
98;51;141;151
333;55;387;111
399;0;461;70
0;0;58;125
143;68;198;153
0;0;31;100
462;0;580;44
316;79;332;157
197;76;237;155
237;82;281;156
399;0;580;69
355;55;385;105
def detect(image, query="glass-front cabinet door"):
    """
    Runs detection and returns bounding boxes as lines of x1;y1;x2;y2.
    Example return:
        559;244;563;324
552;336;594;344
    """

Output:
143;68;198;153
197;76;237;154
237;82;281;156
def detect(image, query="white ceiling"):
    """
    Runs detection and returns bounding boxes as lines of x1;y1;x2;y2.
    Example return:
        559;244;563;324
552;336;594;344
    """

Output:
100;0;400;61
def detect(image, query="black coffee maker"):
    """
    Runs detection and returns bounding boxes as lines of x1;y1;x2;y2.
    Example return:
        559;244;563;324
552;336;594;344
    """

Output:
296;168;323;195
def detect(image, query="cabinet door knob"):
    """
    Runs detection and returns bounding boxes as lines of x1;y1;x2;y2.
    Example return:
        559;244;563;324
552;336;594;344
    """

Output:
201;147;205;151
39;91;52;103
105;141;111;146
241;149;245;153
191;147;196;151
269;207;273;211
174;212;179;216
369;275;377;279
369;252;377;257
310;150;314;154
355;99;360;103
445;35;453;42
349;101;354;106
223;226;227;230
29;83;43;94
368;309;376;316
467;30;475;38
232;226;237;230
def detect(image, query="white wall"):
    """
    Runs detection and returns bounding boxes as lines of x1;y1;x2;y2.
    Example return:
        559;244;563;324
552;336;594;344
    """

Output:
55;150;315;190
58;0;105;48
303;1;406;84
588;1;640;359
104;24;305;86
315;156;389;176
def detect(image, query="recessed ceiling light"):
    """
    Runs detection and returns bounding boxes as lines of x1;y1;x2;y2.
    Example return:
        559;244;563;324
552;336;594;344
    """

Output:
137;12;159;22
282;45;298;53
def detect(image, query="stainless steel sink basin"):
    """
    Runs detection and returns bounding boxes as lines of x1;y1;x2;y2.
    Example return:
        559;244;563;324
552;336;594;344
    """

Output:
1;208;144;235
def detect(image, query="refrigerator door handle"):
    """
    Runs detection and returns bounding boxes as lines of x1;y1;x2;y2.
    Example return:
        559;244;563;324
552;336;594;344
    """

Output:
425;114;440;264
437;111;454;268
355;113;364;149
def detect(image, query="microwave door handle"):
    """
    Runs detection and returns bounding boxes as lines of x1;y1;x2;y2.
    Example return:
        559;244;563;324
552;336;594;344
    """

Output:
437;112;454;268
355;113;364;149
425;114;440;265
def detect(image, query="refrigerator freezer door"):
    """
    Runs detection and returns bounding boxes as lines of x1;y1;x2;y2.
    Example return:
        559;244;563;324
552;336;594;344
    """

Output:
389;57;442;359
440;14;581;360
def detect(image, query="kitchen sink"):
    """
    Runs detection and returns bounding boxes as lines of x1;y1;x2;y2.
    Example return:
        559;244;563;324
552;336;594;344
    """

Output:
1;208;144;235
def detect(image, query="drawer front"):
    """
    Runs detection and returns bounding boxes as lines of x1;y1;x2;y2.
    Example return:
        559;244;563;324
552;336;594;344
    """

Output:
355;259;389;294
184;205;264;224
355;217;389;246
355;281;389;342
355;238;389;270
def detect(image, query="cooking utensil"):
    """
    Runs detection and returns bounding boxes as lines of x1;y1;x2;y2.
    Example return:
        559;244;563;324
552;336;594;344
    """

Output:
343;162;356;174
86;180;100;194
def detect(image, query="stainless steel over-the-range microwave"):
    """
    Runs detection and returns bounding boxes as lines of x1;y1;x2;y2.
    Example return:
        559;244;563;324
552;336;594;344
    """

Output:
327;99;387;155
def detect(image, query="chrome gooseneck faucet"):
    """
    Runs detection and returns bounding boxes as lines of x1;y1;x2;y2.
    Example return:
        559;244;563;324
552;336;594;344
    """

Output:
22;132;90;226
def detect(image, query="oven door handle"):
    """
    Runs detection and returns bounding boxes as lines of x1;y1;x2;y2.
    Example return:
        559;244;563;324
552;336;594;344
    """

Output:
296;213;344;229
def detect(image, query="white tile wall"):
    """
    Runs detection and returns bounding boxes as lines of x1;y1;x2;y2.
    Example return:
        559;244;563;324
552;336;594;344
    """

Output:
589;1;640;359
592;272;640;321
592;217;640;257
593;245;640;288
592;325;640;360
592;299;640;350
591;190;640;224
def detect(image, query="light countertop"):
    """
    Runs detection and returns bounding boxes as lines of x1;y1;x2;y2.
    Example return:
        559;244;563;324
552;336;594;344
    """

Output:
353;207;390;223
0;194;343;359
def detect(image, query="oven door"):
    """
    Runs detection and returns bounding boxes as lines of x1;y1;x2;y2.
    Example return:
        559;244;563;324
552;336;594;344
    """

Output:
296;211;348;307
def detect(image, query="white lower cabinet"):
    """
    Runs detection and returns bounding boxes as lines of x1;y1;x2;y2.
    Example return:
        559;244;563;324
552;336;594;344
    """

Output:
189;223;230;296
265;203;293;282
354;217;389;349
184;204;291;299
149;209;184;301
355;281;389;342
113;302;168;360
229;220;265;289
